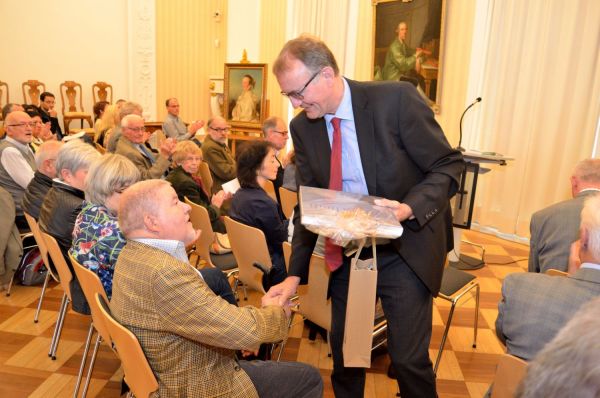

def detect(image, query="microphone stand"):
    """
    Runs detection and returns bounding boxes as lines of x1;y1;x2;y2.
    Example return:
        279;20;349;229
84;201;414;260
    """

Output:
457;97;482;152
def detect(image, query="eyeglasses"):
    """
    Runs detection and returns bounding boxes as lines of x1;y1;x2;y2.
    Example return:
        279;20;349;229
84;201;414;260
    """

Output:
209;126;230;133
125;126;146;133
7;122;36;128
281;70;321;100
271;130;289;137
184;156;202;162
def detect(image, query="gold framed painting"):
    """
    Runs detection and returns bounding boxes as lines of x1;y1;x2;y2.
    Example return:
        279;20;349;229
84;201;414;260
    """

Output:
373;0;446;112
223;63;268;129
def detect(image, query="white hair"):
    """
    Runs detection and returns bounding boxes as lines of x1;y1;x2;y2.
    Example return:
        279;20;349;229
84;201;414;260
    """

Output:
55;140;101;180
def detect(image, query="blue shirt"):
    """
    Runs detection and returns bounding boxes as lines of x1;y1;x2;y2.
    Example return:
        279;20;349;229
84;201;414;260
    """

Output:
323;78;369;195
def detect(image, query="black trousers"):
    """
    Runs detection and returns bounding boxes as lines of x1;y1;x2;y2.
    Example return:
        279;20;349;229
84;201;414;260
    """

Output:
329;247;437;398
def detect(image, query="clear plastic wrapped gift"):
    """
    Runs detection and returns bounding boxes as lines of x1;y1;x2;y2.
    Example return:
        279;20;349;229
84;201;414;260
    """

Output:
299;186;404;246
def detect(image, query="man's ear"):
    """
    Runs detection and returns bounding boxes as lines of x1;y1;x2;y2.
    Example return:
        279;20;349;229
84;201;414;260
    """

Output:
143;213;160;234
321;66;336;83
60;169;71;183
580;227;589;251
570;175;579;197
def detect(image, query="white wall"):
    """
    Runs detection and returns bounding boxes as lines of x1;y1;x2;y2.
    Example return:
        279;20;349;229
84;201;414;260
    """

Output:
0;0;129;125
227;0;261;62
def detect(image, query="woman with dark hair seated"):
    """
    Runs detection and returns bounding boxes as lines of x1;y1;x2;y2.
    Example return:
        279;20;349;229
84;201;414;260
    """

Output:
230;141;288;288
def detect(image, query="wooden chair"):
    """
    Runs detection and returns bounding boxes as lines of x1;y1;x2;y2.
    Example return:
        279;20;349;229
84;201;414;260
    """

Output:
22;80;46;106
545;268;568;277
263;179;277;202
0;80;9;121
198;161;213;194
40;231;73;360
278;187;297;219
223;216;272;298
59;81;93;135
434;266;480;374
95;293;159;398
185;197;237;278
70;255;112;398
92;81;113;104
490;353;528;398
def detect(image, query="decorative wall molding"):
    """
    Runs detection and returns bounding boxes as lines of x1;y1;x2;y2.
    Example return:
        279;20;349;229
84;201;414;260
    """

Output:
127;0;157;121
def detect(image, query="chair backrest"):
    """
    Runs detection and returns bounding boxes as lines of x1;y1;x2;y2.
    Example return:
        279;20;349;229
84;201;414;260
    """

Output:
22;80;46;106
40;231;73;300
263;179;277;203
283;242;331;331
198;161;213;194
490;353;528;398
69;255;112;346
223;216;272;294
59;80;85;114
0;80;10;118
278;187;297;219
92;81;113;104
23;212;59;282
545;268;568;277
94;293;159;398
185;197;215;267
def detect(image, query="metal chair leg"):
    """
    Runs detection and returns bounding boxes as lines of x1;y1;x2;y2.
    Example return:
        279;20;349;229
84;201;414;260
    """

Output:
326;331;332;357
276;313;296;362
49;293;69;360
242;284;248;301
232;277;240;301
80;333;102;398
74;323;95;398
473;284;480;348
5;270;16;296
434;301;457;374
34;272;51;323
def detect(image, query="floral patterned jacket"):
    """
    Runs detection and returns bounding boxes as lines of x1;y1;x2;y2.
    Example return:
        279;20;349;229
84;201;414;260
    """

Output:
70;202;125;298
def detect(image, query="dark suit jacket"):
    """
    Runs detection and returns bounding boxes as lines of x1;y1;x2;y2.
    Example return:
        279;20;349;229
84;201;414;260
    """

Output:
289;80;463;295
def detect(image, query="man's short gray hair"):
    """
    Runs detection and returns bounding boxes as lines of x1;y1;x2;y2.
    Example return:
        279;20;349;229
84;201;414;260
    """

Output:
516;296;600;398
119;179;170;238
273;34;339;77
573;158;600;183
262;116;282;137
35;140;63;169
84;154;141;205
121;114;143;129
118;101;143;121
55;140;101;181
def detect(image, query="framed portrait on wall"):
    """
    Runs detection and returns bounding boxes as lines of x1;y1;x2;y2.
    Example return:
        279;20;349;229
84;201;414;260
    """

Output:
373;0;446;112
223;63;268;129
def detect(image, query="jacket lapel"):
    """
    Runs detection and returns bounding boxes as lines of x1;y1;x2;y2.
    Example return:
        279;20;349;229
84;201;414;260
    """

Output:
348;80;377;195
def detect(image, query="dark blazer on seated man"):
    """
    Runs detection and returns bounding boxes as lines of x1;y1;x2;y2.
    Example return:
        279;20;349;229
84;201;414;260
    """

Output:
528;159;600;273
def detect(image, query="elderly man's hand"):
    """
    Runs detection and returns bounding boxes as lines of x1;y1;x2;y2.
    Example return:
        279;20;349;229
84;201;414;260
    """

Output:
189;120;205;134
159;138;177;158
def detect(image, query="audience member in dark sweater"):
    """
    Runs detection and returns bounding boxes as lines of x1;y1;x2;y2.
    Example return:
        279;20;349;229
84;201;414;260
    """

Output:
39;141;101;314
230;141;289;288
22;140;63;220
38;92;63;140
166;141;230;233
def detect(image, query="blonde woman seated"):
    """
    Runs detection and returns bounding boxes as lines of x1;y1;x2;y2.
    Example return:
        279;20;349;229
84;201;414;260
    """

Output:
166;141;230;233
231;74;259;122
70;154;141;298
94;104;120;147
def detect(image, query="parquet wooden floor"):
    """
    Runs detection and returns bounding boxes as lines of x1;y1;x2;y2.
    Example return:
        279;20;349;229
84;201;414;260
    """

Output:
0;230;529;397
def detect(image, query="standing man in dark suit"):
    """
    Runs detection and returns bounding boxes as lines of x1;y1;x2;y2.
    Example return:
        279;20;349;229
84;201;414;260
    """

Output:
528;158;600;273
265;35;463;397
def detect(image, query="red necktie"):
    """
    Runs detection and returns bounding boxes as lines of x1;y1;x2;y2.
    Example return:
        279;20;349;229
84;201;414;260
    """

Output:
325;117;343;272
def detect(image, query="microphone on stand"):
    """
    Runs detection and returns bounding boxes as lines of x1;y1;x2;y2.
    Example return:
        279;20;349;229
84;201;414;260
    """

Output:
457;97;482;152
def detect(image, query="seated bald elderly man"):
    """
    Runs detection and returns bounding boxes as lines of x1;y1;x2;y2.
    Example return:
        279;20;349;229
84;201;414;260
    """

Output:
110;179;323;398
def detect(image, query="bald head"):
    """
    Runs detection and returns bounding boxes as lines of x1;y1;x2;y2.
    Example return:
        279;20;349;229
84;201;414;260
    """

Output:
5;111;33;144
571;159;600;197
119;180;170;238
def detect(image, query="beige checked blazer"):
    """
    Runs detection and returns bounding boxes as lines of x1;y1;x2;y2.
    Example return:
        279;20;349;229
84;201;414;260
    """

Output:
110;241;288;398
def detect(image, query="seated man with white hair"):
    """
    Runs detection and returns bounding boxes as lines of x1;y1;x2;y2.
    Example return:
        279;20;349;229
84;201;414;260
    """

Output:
496;193;600;361
22;140;64;220
115;114;176;180
39;140;101;313
111;179;323;398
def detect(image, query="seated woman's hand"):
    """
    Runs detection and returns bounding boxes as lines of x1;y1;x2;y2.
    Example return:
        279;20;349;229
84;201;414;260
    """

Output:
211;190;230;208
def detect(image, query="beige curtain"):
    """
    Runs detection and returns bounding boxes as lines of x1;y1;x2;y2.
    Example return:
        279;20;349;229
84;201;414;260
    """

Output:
470;0;600;238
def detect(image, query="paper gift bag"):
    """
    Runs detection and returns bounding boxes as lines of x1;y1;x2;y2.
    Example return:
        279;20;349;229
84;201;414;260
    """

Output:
343;238;378;368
